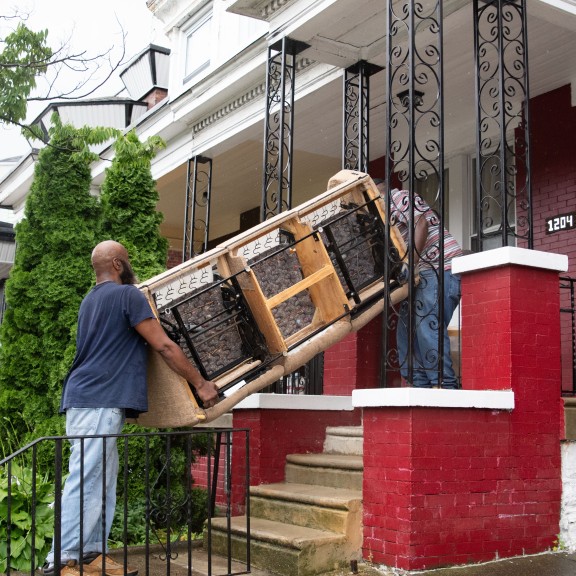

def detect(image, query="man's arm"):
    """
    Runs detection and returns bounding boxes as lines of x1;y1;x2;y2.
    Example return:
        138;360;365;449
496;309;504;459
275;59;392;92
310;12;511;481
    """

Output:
135;317;220;408
414;214;429;264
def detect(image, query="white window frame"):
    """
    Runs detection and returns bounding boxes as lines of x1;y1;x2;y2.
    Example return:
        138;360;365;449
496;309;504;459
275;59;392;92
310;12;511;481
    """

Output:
183;11;212;84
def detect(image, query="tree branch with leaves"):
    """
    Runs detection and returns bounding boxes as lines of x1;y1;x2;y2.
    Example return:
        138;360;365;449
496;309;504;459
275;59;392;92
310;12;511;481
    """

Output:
0;11;126;143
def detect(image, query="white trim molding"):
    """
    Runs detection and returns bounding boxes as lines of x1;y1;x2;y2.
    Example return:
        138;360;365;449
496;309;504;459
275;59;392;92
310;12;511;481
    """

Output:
234;393;354;411
352;388;515;410
452;246;568;275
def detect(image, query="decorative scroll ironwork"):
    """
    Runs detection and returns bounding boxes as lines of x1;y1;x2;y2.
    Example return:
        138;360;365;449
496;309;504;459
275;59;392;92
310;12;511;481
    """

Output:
343;61;382;173
473;0;532;250
381;0;447;388
148;434;191;560
183;155;212;261
261;37;308;221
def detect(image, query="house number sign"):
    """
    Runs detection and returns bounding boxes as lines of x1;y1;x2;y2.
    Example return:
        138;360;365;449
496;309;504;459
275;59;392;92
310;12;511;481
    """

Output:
545;212;576;234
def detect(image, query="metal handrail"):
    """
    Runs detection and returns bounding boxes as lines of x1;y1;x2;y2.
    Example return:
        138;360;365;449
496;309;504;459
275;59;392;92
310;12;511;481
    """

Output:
0;428;250;576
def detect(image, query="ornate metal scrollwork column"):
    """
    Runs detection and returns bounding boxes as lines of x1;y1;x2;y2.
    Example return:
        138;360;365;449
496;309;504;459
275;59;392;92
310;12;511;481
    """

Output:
381;0;446;387
183;155;212;261
343;61;382;173
261;37;309;221
473;0;533;250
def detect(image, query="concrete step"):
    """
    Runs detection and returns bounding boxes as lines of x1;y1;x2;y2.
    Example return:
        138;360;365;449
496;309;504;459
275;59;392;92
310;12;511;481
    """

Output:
323;426;363;455
250;482;361;534
207;516;356;576
207;428;364;576
285;453;363;491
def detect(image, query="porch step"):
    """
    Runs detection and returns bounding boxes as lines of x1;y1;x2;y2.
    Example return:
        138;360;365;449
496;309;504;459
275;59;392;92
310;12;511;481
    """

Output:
206;426;363;576
323;426;363;455
208;516;352;576
285;453;363;491
250;482;362;534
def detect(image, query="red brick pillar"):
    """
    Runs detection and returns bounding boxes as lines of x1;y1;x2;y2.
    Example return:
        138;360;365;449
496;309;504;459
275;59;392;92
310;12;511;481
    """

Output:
324;315;383;394
354;247;567;571
456;248;566;392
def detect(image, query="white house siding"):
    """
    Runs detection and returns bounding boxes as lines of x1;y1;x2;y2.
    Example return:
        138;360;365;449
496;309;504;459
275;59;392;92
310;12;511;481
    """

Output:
561;441;576;550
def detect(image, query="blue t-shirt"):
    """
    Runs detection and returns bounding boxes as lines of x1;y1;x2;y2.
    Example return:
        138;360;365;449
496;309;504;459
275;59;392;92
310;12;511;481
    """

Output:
60;281;155;415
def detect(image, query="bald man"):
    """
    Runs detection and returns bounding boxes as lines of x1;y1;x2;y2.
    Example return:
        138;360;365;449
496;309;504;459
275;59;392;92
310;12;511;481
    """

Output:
44;241;219;576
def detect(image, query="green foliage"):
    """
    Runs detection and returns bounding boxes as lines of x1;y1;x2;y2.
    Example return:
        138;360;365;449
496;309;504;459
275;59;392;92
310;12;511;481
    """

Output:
0;463;55;572
0;117;118;451
0;18;124;143
101;130;168;280
109;500;149;547
109;486;209;547
110;429;211;546
0;22;52;131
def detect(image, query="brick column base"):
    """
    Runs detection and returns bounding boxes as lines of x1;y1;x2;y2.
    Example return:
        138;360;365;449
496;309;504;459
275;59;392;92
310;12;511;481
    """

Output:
354;247;567;571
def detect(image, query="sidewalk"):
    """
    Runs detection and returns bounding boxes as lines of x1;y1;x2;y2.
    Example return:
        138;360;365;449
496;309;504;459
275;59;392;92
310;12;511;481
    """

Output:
371;551;576;576
114;547;576;576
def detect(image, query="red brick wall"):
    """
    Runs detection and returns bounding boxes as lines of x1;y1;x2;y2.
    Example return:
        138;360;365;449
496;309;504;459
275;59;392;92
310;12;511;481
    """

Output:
357;315;384;388
167;248;182;269
190;429;251;515
324;316;386;394
363;405;560;571
324;333;360;394
190;443;229;510
529;85;576;258
144;88;168;109
460;257;564;447
527;84;576;392
460;265;562;392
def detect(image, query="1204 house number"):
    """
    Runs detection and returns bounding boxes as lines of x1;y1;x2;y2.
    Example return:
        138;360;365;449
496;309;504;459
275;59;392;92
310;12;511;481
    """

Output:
546;213;576;234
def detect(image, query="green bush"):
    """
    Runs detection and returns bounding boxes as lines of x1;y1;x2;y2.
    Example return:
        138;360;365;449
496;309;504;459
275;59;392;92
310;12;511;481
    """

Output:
109;429;212;547
0;117;118;450
109;486;209;547
0;463;55;572
101;130;168;281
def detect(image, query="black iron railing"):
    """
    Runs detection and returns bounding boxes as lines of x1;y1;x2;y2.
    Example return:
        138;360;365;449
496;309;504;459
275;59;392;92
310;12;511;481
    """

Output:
560;276;576;396
0;428;250;576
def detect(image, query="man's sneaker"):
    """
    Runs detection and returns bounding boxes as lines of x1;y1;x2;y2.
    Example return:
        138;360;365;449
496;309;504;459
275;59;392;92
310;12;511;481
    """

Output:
42;562;57;576
83;553;138;576
42;560;101;576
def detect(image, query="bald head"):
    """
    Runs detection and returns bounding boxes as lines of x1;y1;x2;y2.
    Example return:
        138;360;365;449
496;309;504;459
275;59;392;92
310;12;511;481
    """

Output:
92;240;137;285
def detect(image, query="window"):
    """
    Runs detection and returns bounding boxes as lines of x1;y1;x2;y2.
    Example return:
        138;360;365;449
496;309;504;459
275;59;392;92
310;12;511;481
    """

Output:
184;13;212;81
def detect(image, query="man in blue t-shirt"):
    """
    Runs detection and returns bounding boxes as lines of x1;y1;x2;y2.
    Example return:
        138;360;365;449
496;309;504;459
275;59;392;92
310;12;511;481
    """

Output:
44;241;219;576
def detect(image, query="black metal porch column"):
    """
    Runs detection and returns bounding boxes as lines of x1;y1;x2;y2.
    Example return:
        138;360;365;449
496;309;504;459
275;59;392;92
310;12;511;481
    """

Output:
343;61;382;173
261;37;308;221
473;0;533;250
381;0;446;387
183;155;212;262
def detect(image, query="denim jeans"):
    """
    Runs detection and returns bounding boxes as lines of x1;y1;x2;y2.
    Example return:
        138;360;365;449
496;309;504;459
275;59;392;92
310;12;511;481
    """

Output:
397;268;461;388
46;407;125;563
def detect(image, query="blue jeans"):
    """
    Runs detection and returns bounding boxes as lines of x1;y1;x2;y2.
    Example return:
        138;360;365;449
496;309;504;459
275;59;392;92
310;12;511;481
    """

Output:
397;268;461;388
47;408;125;563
